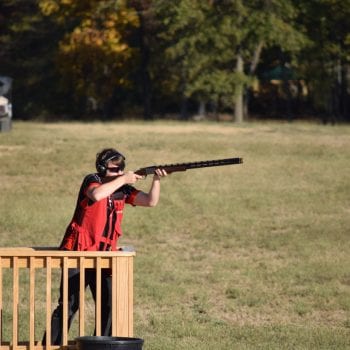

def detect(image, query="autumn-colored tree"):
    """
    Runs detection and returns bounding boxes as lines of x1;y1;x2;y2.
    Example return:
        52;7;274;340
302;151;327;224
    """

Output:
39;0;139;116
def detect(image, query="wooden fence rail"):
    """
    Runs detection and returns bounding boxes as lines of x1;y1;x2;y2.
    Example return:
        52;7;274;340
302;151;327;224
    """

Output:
0;247;135;350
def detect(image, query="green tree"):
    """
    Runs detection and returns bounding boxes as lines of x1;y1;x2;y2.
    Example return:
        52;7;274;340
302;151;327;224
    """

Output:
295;0;350;122
152;0;307;122
0;0;63;117
129;0;163;120
151;0;208;119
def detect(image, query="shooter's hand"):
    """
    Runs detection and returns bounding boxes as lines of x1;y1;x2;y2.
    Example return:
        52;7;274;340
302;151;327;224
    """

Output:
123;171;143;184
154;168;167;179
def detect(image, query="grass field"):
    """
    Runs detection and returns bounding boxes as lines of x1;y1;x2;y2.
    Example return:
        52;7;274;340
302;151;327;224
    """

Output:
0;120;350;349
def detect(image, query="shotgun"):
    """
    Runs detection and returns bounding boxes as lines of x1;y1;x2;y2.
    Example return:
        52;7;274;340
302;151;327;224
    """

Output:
135;157;243;176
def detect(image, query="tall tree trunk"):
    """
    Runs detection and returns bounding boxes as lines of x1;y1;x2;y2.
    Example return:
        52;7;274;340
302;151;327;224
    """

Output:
139;13;152;120
198;100;206;117
340;59;349;121
180;95;188;120
244;41;264;118
234;53;244;123
132;2;153;120
180;69;189;120
249;41;264;76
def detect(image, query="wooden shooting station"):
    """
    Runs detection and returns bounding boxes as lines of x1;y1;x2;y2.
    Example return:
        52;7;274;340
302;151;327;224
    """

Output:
0;247;135;350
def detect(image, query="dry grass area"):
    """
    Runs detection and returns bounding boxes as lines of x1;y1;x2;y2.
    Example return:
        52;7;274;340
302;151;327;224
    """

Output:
0;120;350;349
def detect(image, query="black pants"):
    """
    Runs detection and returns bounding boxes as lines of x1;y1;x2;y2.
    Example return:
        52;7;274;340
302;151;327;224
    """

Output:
43;268;112;345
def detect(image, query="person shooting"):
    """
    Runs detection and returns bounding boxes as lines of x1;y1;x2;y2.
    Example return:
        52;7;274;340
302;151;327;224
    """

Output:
43;149;242;344
43;148;167;345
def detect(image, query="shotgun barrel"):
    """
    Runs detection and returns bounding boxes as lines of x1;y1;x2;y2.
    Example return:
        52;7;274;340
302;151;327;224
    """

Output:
135;157;243;176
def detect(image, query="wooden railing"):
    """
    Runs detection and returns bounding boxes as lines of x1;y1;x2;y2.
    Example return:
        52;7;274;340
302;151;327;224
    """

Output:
0;247;135;350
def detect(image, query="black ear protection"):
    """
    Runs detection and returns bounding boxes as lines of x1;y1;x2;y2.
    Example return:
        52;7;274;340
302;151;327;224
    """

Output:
96;150;126;176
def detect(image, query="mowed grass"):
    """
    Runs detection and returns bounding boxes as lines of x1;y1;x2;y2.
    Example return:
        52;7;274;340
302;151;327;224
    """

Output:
0;120;349;349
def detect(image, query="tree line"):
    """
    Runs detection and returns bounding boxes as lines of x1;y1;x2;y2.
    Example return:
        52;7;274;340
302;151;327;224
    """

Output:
0;0;349;122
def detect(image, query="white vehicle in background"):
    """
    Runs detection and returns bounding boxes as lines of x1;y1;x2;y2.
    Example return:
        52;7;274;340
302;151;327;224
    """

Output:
0;95;12;118
0;76;13;132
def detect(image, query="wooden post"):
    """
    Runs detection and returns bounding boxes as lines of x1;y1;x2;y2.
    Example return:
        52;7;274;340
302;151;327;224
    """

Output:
95;257;102;336
46;257;52;350
78;257;85;337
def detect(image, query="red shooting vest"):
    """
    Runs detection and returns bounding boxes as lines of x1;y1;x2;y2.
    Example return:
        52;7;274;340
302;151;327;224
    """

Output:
60;174;139;251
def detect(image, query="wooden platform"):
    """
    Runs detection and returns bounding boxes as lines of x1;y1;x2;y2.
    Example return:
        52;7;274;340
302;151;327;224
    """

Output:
0;247;135;349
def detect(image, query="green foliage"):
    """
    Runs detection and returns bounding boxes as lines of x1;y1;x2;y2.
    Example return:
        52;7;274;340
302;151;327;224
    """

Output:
151;0;308;118
0;0;349;120
0;0;63;116
295;0;350;115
